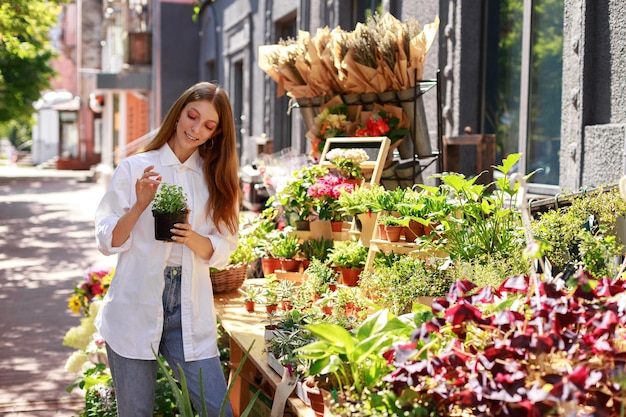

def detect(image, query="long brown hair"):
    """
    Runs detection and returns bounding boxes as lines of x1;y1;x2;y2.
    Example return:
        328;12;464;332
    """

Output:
140;82;241;234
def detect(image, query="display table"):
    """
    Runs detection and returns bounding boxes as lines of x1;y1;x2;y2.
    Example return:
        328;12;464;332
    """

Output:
213;280;313;417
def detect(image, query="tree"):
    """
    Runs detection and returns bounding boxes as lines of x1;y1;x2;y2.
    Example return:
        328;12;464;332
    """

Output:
0;0;62;124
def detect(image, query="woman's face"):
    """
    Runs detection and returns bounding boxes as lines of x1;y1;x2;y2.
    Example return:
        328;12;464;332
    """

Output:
171;100;220;155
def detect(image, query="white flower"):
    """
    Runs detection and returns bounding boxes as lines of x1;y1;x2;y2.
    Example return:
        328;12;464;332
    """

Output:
65;350;90;374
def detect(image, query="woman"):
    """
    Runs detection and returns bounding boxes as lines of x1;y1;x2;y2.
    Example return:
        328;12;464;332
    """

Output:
95;82;241;416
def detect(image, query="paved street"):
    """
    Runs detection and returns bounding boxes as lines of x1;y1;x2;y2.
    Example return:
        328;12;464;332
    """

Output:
0;165;113;416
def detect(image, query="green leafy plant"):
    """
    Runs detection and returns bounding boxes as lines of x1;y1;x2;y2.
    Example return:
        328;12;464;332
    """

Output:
376;214;402;226
295;309;415;398
154;342;260;417
301;237;334;262
238;285;264;303
267;233;301;259
152;183;189;214
428;153;526;261
300;258;339;298
328;241;368;270
337;183;385;217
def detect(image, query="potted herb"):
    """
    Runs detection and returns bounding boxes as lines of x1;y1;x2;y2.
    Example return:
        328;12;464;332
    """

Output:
327;241;368;286
337;184;385;246
152;183;189;241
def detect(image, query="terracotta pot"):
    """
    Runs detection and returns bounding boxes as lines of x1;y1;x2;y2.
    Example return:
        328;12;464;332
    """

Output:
330;221;344;232
404;220;424;242
378;223;388;240
280;258;300;272
385;225;403;242
266;304;278;314
322;305;333;315
280;299;293;311
244;300;255;313
303;380;325;417
340;267;363;287
261;257;281;276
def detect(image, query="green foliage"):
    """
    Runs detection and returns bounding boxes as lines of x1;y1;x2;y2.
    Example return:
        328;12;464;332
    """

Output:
154;342;261;417
81;381;117;417
300;258;339;298
296;309;415;397
152;183;189;214
266;232;301;259
376;214;402;226
359;256;453;315
428;153;526;261
531;186;626;277
337;184;385;217
238;285;264;303
328;241;368;269
301;237;334;262
445;252;528;290
0;0;61;122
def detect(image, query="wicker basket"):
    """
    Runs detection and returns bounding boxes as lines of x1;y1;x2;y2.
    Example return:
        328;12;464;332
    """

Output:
211;263;249;294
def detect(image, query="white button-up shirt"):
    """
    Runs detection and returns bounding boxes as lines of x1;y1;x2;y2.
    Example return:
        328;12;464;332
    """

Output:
95;145;238;360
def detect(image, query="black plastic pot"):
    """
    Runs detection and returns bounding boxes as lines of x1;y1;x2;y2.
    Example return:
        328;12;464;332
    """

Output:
153;210;188;241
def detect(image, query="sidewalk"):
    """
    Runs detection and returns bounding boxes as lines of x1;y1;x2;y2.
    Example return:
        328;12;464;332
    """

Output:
0;165;108;416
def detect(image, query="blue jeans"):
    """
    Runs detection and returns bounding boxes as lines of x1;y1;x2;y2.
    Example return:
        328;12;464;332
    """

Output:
106;266;233;417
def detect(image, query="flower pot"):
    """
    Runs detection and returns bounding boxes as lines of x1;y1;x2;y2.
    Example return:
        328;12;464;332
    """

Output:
303;380;325;417
378;223;388;240
322;305;333;315
340;267;363;287
357;212;377;246
266;304;278;315
280;258;300;272
153;210;188;241
404;220;424;242
261;257;281;276
385;225;403;242
310;220;333;240
244;300;255;313
295;220;311;231
280;299;293;311
330;221;344;233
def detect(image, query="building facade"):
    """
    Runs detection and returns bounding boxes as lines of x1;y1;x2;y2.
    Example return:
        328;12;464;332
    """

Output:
86;0;625;196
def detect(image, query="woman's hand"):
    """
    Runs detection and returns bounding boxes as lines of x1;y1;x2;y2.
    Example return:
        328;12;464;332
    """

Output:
170;217;215;261
135;165;162;210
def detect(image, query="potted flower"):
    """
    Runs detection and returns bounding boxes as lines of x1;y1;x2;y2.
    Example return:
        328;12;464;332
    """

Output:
276;279;296;311
151;183;189;241
325;148;369;181
327;241;368;286
274;164;327;230
308;174;356;237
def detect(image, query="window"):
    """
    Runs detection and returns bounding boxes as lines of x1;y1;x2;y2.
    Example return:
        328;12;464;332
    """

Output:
484;0;563;189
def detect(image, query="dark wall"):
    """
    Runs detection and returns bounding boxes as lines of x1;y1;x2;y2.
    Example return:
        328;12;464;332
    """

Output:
160;2;200;119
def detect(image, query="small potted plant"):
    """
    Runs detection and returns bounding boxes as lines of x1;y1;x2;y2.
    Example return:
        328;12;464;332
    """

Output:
152;183;189;241
267;233;302;272
327;241;368;286
238;285;264;313
325;148;369;181
377;214;404;242
301;237;334;264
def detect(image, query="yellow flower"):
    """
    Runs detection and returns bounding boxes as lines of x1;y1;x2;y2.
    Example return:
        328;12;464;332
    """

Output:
68;295;82;315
